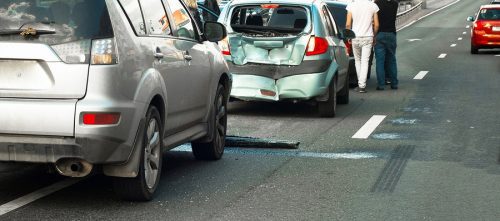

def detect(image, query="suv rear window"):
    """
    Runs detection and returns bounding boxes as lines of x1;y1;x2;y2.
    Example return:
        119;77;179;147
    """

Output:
0;0;113;45
230;5;308;34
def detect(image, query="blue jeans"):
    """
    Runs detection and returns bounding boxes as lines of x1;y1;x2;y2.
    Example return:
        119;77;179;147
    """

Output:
375;32;398;87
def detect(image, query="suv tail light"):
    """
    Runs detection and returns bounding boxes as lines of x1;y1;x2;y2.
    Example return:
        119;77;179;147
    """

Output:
83;112;120;125
305;36;329;56
220;37;231;55
51;40;91;64
91;38;118;65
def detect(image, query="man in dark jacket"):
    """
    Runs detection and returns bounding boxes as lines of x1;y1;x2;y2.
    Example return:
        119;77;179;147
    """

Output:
374;0;399;90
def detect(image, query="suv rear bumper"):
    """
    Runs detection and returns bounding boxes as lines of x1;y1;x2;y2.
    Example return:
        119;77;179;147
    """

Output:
0;134;133;164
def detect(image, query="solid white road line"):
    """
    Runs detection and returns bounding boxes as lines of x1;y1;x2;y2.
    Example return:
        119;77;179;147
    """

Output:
414;71;429;80
438;54;447;58
0;179;81;216
397;0;461;32
450;44;457;47
495;55;500;57
458;37;463;41
352;115;387;139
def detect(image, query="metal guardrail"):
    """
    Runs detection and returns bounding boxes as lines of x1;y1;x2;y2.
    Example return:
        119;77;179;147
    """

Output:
396;1;423;27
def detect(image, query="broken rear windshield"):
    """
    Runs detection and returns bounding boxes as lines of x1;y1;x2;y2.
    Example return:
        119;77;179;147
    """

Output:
230;5;308;34
0;0;113;45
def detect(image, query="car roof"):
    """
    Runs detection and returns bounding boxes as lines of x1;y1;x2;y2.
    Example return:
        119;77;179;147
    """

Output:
481;4;500;8
325;0;348;7
228;0;319;6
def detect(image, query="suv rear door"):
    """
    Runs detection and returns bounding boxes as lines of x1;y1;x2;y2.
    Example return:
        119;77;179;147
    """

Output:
0;0;113;136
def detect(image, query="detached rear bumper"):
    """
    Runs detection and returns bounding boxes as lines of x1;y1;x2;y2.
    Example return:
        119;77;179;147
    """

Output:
230;72;329;101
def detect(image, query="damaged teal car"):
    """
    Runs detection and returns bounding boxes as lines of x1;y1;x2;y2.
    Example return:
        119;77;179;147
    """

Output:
218;0;355;117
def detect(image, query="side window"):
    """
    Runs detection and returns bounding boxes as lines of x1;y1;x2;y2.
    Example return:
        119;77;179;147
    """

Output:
324;6;339;35
139;0;171;36
119;0;146;35
321;6;336;36
164;0;196;40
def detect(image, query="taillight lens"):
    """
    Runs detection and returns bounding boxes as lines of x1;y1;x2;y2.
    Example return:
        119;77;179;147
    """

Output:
305;36;329;56
82;113;120;125
91;38;118;65
220;37;231;55
51;40;91;64
345;40;353;57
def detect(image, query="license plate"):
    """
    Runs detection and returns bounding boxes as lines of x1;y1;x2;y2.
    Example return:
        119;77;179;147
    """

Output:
493;27;500;32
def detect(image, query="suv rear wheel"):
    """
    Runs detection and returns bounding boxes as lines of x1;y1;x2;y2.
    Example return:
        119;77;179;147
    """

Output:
113;106;163;201
192;84;227;160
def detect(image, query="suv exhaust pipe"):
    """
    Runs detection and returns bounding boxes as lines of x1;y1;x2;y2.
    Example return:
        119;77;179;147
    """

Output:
55;159;93;177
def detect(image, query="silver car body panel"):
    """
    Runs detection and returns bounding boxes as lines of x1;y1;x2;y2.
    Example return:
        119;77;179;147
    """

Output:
0;99;76;136
0;0;230;177
0;43;89;99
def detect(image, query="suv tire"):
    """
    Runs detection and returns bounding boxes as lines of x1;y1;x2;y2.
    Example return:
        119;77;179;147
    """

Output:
192;84;227;160
113;106;163;201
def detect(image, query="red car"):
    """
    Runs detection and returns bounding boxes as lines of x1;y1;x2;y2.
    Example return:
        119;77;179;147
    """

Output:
467;4;500;54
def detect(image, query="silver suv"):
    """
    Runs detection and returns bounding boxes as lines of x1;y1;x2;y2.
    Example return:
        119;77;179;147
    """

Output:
0;0;230;201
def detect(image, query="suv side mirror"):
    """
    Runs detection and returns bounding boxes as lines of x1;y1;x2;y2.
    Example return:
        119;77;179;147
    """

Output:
466;16;475;22
342;29;356;40
204;21;227;42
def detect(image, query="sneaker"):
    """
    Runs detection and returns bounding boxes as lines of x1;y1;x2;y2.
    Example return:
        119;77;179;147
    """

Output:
376;86;384;91
391;85;398;90
359;87;367;93
385;80;391;85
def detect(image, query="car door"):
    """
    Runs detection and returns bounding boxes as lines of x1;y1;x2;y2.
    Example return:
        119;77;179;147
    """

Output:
139;0;196;136
321;5;349;86
161;0;212;135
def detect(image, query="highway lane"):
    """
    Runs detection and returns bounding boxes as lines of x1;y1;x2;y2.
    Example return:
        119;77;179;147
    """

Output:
0;0;499;220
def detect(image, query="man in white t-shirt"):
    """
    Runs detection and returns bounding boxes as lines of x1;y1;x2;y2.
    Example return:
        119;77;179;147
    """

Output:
346;0;379;93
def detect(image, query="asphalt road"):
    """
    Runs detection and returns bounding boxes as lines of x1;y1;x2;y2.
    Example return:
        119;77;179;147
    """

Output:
1;0;499;220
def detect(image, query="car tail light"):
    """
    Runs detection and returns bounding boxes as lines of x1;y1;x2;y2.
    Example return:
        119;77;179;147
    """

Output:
220;37;231;55
260;89;276;97
261;4;279;9
305;36;329;56
83;113;120;125
51;40;91;64
91;38;118;65
345;40;353;57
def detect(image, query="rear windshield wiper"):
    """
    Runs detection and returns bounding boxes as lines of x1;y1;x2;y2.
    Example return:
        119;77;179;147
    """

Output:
0;29;56;36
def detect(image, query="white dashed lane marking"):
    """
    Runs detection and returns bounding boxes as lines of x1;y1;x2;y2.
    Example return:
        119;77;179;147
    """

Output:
463;32;467;35
438;54;447;59
352;115;387;139
466;25;470;28
450;44;457;47
414;71;429;80
458;37;463;41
